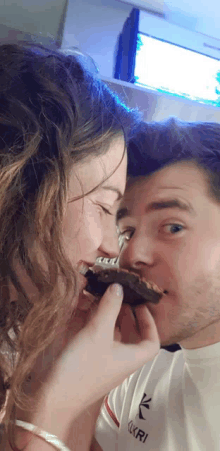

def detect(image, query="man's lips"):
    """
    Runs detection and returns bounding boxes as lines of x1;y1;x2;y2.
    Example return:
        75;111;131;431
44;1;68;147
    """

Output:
77;262;169;304
119;268;169;296
84;268;164;305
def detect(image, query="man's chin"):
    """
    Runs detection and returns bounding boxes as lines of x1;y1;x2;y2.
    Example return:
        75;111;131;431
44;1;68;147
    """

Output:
160;338;179;347
159;332;182;348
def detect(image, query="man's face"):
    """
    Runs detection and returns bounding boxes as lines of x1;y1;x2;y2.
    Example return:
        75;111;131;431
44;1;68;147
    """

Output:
118;162;220;348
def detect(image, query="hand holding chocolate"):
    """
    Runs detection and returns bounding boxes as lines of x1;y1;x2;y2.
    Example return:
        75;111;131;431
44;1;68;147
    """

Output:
85;267;164;306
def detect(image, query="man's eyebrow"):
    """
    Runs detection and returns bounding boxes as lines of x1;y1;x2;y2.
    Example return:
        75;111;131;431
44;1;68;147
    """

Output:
116;207;129;223
145;199;194;214
116;198;194;223
101;186;123;201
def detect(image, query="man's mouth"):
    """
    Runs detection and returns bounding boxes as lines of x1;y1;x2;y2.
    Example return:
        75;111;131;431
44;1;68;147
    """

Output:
125;271;169;296
84;267;166;306
77;262;169;303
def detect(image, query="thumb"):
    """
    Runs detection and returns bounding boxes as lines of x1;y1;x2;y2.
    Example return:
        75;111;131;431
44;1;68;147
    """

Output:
91;283;124;334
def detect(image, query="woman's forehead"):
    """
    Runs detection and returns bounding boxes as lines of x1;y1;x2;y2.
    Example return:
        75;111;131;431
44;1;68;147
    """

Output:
68;137;127;198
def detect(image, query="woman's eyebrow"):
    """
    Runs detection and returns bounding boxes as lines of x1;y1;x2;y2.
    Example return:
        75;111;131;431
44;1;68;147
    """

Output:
101;186;123;201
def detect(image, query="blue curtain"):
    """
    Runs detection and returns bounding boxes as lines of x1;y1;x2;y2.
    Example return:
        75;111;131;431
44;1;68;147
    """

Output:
114;8;139;83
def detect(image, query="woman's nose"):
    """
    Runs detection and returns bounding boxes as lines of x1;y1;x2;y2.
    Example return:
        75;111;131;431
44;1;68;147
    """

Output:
97;222;120;259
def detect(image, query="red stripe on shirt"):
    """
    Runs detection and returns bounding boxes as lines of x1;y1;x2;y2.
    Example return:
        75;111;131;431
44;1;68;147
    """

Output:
104;396;120;428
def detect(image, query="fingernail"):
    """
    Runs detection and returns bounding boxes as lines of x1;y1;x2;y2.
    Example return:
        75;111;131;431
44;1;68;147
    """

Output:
110;283;123;297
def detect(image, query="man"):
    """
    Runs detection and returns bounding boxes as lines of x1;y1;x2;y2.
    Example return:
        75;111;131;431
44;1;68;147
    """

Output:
94;117;220;450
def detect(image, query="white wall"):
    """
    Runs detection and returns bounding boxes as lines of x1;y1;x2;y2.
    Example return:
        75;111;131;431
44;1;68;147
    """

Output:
1;0;219;122
119;0;164;15
105;78;220;122
164;0;220;41
62;0;220;122
120;0;220;41
62;0;132;78
0;0;67;43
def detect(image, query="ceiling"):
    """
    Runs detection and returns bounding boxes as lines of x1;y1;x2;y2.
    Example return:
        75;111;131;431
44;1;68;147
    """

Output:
119;0;220;40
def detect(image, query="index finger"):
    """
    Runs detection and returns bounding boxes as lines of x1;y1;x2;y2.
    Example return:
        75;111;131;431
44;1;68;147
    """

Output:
134;305;159;343
89;283;124;336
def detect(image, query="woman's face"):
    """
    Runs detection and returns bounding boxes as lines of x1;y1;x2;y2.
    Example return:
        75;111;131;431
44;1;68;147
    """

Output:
62;134;127;274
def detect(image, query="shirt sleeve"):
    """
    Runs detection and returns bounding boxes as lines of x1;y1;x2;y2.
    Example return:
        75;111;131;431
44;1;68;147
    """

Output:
95;375;131;451
94;353;164;450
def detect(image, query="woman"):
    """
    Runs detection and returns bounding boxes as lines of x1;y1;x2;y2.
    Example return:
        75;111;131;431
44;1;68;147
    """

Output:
0;43;159;450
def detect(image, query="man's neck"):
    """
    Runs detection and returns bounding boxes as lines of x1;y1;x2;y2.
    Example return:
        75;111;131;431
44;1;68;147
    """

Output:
180;319;220;350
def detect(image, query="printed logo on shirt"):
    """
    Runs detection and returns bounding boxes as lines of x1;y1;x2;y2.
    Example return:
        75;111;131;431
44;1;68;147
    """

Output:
127;393;151;444
128;420;149;443
138;393;152;420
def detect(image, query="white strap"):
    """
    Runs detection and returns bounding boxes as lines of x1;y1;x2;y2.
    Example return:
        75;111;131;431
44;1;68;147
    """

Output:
15;420;71;451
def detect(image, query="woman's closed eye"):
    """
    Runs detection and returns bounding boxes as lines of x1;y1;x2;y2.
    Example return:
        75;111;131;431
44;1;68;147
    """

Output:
98;204;114;216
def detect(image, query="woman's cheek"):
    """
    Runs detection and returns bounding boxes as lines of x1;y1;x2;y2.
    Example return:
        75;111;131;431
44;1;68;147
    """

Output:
83;207;103;249
63;199;103;259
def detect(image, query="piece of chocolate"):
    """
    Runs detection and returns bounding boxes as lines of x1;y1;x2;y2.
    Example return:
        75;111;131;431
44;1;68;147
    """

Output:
85;267;163;306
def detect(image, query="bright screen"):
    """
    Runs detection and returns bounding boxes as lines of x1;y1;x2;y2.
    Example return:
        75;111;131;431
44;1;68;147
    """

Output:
135;33;220;107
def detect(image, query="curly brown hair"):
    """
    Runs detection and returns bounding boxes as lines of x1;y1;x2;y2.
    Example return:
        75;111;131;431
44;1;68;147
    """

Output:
0;42;140;446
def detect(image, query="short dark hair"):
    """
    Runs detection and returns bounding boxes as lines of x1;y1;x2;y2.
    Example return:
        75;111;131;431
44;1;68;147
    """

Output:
128;116;220;202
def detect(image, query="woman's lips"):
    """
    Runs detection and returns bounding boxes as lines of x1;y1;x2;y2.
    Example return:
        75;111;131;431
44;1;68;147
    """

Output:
77;261;92;275
76;261;95;292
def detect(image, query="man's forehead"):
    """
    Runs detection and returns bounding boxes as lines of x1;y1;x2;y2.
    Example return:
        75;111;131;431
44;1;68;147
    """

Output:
117;162;210;220
123;171;183;204
125;162;208;197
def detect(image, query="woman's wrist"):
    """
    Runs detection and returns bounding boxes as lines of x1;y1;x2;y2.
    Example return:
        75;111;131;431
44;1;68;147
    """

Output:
14;420;71;451
30;376;88;442
31;393;73;444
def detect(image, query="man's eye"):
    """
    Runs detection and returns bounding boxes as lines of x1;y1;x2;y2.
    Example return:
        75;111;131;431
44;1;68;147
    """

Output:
162;224;184;234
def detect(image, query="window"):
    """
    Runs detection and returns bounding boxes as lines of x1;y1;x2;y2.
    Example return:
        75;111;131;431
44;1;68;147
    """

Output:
135;33;220;107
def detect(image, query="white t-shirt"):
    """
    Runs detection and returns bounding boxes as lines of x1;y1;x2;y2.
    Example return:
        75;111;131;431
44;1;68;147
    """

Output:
95;342;220;450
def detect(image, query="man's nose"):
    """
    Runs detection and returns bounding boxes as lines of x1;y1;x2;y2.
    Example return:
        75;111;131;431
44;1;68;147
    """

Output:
119;232;156;271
